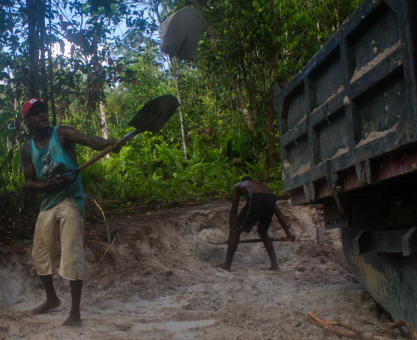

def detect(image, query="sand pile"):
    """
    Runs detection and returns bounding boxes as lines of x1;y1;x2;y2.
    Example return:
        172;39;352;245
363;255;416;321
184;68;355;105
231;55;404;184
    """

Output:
0;200;396;340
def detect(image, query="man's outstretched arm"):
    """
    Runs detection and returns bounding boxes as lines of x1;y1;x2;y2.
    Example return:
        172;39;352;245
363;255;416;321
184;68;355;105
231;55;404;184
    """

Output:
58;126;121;152
274;205;295;239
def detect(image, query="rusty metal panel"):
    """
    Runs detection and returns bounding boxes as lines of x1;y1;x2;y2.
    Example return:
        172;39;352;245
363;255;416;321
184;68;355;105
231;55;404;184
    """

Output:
376;147;417;181
290;187;307;206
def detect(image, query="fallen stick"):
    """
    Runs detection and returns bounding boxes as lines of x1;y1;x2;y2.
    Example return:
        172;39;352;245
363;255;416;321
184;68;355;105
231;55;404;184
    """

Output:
86;240;110;247
305;312;391;340
87;238;116;280
389;321;417;340
93;198;111;244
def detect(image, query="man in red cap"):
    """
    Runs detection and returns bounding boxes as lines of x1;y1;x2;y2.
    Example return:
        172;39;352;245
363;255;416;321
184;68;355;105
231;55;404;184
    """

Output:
21;98;120;326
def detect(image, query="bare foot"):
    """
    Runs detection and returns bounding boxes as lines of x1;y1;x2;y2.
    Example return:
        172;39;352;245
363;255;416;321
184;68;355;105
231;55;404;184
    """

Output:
31;299;61;315
268;265;281;272
63;312;81;326
216;263;231;272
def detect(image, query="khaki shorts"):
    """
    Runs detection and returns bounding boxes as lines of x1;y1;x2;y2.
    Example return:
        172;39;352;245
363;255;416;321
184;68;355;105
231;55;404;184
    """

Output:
32;196;85;280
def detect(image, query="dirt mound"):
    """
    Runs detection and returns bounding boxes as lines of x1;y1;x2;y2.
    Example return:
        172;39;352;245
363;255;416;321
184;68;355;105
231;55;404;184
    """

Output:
0;200;398;339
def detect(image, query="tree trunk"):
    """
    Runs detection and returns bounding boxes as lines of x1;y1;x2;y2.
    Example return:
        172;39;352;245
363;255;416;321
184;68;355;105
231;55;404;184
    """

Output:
231;77;255;133
219;50;256;133
166;55;171;88
172;58;188;160
266;86;277;168
37;0;47;103
175;78;188;160
100;102;110;160
47;0;56;126
152;4;185;158
27;0;40;99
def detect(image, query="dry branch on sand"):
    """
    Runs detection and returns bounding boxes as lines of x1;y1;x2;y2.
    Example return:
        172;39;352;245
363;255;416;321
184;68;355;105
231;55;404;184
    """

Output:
306;312;417;340
87;238;116;280
389;321;417;340
93;198;111;244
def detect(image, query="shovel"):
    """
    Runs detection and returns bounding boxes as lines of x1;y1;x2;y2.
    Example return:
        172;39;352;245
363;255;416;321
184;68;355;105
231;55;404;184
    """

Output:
60;94;179;180
203;237;295;245
160;7;203;61
238;237;295;243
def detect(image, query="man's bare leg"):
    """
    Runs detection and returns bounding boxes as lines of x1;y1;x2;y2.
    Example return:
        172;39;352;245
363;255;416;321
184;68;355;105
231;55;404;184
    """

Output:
216;224;242;272
31;274;61;314
258;231;280;272
63;279;82;326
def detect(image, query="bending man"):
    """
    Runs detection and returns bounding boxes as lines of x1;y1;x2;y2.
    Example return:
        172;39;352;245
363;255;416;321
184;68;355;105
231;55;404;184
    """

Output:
21;98;120;326
217;176;295;272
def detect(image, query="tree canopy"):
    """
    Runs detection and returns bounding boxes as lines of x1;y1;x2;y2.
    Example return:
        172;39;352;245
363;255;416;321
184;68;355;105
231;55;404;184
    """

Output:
0;0;361;213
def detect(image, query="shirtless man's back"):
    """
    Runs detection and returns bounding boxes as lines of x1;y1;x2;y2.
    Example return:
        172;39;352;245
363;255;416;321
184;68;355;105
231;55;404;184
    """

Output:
217;176;294;272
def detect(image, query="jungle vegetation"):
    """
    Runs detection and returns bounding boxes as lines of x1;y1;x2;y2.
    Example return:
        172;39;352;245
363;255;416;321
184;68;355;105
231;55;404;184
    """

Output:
0;0;361;213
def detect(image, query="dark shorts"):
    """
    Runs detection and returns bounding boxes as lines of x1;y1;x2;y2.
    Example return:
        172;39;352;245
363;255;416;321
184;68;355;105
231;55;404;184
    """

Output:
234;193;277;233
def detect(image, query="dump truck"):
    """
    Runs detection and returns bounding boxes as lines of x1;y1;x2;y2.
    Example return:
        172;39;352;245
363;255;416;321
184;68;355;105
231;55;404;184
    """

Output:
274;0;417;328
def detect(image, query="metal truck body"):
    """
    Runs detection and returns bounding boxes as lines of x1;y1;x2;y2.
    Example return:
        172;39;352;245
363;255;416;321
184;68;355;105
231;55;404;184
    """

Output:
274;0;417;328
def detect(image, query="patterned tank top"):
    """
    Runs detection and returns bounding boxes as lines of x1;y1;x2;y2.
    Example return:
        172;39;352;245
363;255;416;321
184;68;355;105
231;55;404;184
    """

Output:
29;126;85;216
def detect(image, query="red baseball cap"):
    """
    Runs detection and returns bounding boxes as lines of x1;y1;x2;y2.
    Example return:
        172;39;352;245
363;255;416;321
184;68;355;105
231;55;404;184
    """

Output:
22;99;47;118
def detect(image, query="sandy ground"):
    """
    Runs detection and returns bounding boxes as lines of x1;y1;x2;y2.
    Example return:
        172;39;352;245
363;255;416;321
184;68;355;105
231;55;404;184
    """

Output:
0;199;401;340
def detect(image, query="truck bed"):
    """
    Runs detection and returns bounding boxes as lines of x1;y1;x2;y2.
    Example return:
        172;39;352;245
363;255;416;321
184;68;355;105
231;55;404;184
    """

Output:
274;0;417;206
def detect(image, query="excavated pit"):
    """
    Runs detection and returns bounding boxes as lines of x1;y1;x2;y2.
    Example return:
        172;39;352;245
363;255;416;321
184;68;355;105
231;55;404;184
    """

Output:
0;200;396;339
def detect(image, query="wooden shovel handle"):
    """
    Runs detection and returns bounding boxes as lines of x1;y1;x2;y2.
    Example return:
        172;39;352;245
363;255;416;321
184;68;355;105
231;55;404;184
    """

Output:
238;237;295;244
78;130;138;172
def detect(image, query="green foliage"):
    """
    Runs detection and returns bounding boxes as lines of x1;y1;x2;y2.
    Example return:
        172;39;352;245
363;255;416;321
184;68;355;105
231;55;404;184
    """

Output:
79;134;273;205
0;0;361;212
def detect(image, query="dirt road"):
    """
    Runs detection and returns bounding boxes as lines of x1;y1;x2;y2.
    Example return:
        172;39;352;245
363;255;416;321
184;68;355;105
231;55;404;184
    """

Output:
0;200;400;339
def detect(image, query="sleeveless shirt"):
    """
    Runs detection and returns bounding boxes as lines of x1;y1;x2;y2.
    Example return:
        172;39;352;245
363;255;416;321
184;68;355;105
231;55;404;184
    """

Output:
29;126;85;216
